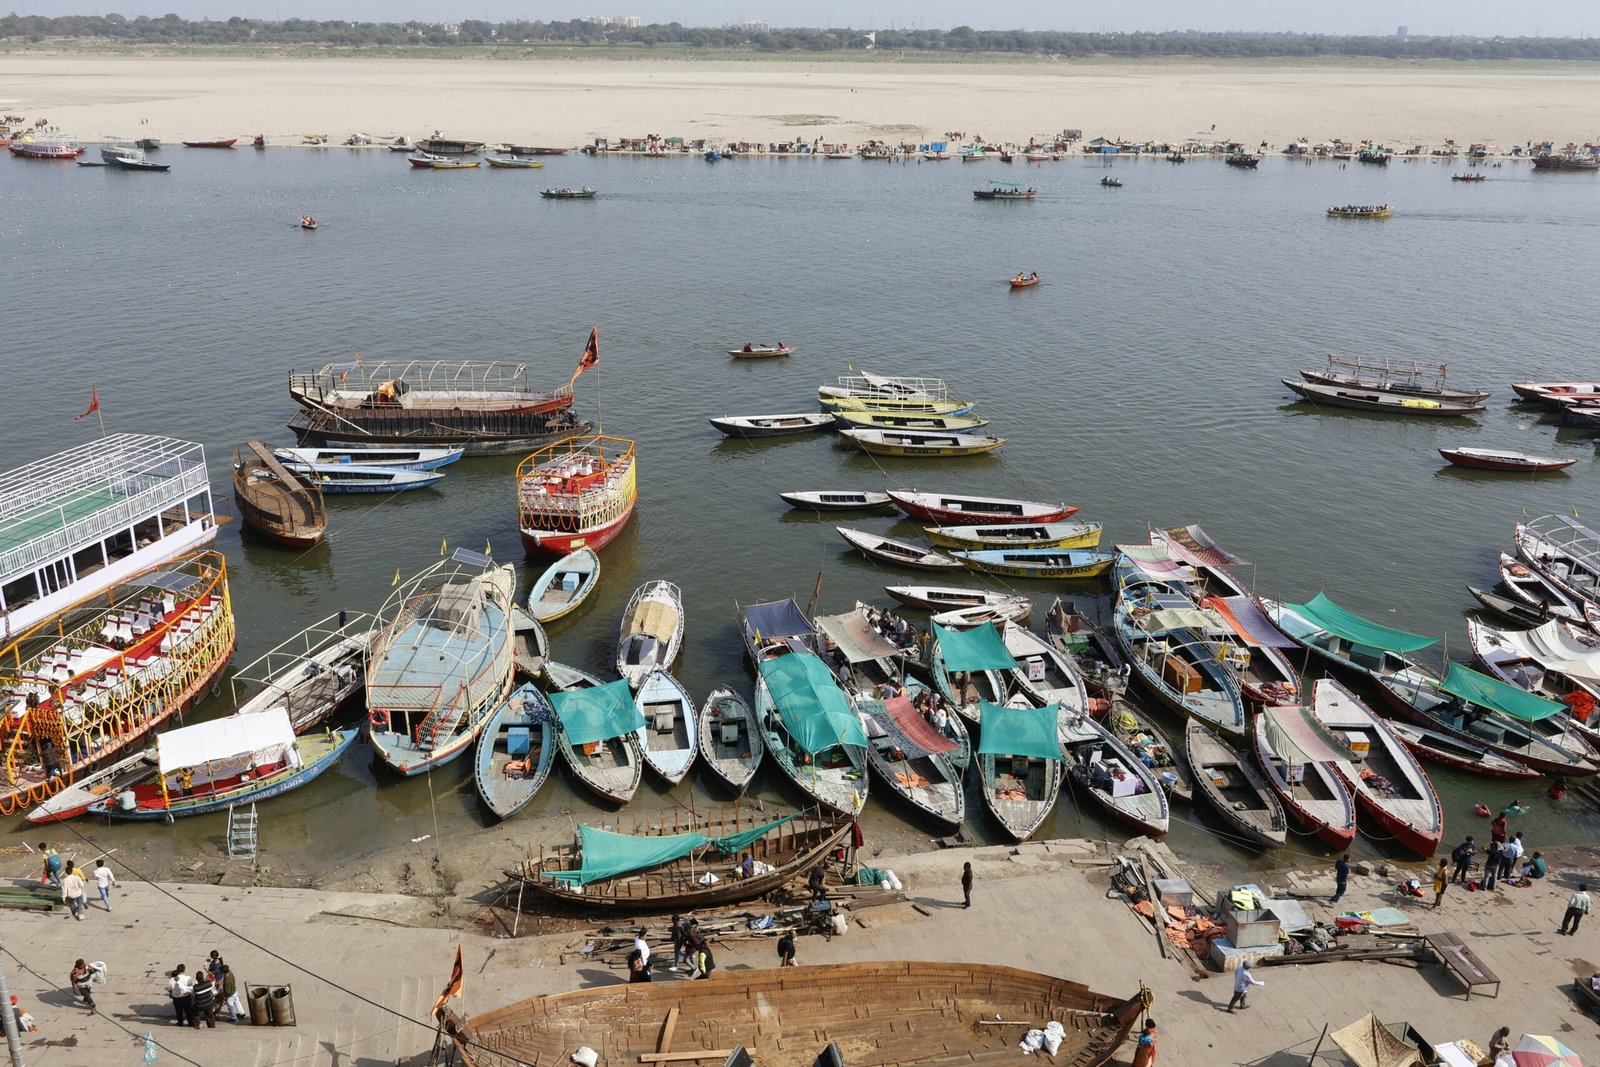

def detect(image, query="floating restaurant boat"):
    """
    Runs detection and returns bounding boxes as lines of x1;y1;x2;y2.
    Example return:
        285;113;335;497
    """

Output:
955;548;1116;579
231;441;326;548
756;652;869;814
888;490;1076;526
273;445;463;471
632;669;697;782
973;181;1035;200
1252;706;1358;849
448;961;1150;1067
485;156;545;169
1327;203;1392;218
548;675;644;805
87;710;355;820
516;435;637;557
503;806;852;913
0;550;236;816
1059;704;1171;837
833;410;991;432
1282;378;1486;416
976;699;1063;840
525;546;600;623
474;683;556;820
859;694;965;829
697;687;763;793
779;489;893;512
842;428;1004;461
727;343;795;358
1438;447;1575;473
709;412;836;437
837;527;962;571
886;584;1033;617
540;186;597;199
283;462;444;493
1385;720;1540;780
365;552;517;777
616;580;684;688
0;434;220;636
8;132;83;158
1301;355;1491;404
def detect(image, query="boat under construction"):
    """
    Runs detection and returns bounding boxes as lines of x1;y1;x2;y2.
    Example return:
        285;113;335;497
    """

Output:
287;359;590;456
517;435;638;557
0;550;236;815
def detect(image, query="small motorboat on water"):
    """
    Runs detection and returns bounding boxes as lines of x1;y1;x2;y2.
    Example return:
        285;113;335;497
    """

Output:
486;156;545;169
728;343;795;358
1100;176;1123;187
409;152;480;169
300;216;318;230
540;186;597;199
1009;272;1040;288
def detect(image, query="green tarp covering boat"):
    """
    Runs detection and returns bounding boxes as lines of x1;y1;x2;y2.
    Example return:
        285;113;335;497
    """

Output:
933;621;1019;672
549;679;647;745
758;653;867;754
1284;593;1439;654
976;700;1063;760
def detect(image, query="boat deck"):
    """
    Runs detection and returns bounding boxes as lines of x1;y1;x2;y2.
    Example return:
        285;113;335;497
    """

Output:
369;608;506;702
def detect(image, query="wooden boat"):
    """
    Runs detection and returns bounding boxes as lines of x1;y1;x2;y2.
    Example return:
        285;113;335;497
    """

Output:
1001;622;1088;714
888;490;1076;526
517;435;637;557
540;186;597;198
1439;447;1575;472
887;585;1033;616
448;960;1149;1067
1511;381;1600;404
367;556;517;776
299;217;318;230
1515;516;1600;612
1301;357;1490;403
501;806;853;914
1452;173;1486;181
1045;597;1128;700
525;546;600;623
1467;617;1600;747
1100;177;1123;187
228;610;375;732
974;181;1035;200
841;427;1006;458
273;445;463;471
709;412;835;437
1009;273;1041;288
1225;154;1260;168
283;462;444;493
1112;558;1247;741
89;712;355;820
833;410;990;432
485;156;545;168
837;528;962;571
496;144;569;156
1305;679;1443;855
1497;551;1587;624
822;396;977;416
181;138;237;148
1385;720;1540;780
290;356;575;418
977;700;1064;840
617;580;685;688
931;600;1033;628
1467;584;1564;630
819;372;950;404
1104;697;1191;803
512;608;549;678
697;688;763;793
927;520;1102;551
1326;204;1393;218
408;152;480;168
25;749;158;825
755;652;869;814
105;151;169;172
727;344;795;358
1282;378;1486;416
780;490;893;512
411;138;483;155
926;622;1019;726
1252;707;1357;849
1060;708;1171;836
472;683;556;820
955;548;1117;580
232;441;326;548
859;694;965;829
632;669;697;783
549;674;645;805
1184;719;1287;849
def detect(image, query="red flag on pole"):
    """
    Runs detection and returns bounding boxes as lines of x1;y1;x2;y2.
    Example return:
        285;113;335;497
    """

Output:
75;388;100;421
569;326;599;386
431;944;464;1018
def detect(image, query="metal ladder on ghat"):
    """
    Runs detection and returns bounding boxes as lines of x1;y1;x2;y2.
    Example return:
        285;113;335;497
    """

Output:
227;803;258;859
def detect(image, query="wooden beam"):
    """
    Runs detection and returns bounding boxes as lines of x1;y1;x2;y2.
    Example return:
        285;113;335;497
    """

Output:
638;1051;732;1063
656;1007;680;1055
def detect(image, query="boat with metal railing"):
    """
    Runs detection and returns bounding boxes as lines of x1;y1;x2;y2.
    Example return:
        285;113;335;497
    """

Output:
0;550;236;816
0;434;219;638
516;435;637;558
365;551;517;776
230;611;376;731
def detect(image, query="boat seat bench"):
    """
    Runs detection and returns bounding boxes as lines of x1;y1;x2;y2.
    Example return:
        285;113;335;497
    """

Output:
1426;932;1500;999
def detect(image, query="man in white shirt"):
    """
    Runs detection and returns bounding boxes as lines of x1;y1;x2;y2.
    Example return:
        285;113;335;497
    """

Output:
633;929;650;966
1499;834;1524;880
93;859;119;912
1560;885;1592;935
1225;959;1264;1012
60;867;87;921
167;965;196;1026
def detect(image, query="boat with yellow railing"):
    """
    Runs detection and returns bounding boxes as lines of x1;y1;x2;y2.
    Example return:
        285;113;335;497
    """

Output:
0;550;236;815
1326;203;1392;218
516;435;638;557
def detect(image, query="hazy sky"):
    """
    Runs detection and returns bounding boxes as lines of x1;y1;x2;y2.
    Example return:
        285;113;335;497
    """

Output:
20;0;1593;36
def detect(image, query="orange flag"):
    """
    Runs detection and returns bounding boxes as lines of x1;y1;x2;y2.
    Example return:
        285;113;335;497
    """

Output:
569;326;599;386
431;944;464;1018
75;388;100;421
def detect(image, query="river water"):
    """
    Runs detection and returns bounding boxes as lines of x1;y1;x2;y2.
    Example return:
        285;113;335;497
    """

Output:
3;146;1597;876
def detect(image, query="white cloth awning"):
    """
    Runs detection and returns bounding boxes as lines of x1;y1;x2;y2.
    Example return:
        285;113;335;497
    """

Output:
158;707;294;773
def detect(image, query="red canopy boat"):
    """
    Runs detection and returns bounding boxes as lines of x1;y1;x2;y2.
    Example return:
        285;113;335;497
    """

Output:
1438;447;1576;472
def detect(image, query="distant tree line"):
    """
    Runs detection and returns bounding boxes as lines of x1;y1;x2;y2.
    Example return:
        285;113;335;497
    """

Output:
2;15;1598;60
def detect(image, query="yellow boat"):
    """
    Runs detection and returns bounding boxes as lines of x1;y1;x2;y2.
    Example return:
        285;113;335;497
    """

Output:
926;520;1103;551
1326;204;1392;218
822;396;975;416
840;427;1005;458
833;409;990;432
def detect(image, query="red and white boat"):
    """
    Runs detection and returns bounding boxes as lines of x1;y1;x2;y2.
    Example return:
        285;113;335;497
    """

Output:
1303;679;1443;856
1385;720;1540;781
7;132;83;158
1438;447;1576;473
886;489;1076;526
1511;381;1600;406
517;435;637;557
1252;706;1357;849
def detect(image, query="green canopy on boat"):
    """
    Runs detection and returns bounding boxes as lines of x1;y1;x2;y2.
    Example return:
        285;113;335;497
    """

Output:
759;653;867;754
1286;593;1439;654
934;622;1019;672
549;679;647;746
544;813;803;886
1440;661;1563;722
976;700;1063;761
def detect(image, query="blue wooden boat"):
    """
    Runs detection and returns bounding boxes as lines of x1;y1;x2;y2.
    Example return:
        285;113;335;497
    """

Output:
274;445;464;471
284;462;444;493
525;547;601;623
633;669;698;783
953;548;1116;579
473;683;556;820
88;709;356;820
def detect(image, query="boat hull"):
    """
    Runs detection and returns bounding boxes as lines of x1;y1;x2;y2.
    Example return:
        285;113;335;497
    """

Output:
1438;448;1575;472
1251;717;1356;849
887;490;1075;525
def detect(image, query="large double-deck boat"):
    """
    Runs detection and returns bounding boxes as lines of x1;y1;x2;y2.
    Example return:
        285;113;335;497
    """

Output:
0;435;219;639
7;132;83;158
516;435;637;557
0;550;236;815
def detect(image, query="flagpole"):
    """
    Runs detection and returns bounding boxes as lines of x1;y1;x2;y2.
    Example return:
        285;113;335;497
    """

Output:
594;323;602;437
94;402;106;440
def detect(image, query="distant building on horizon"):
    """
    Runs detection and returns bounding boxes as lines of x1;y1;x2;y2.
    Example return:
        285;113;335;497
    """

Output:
582;15;641;28
1395;25;1408;38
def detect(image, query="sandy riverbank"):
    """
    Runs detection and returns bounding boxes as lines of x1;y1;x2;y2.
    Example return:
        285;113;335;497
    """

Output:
3;54;1598;151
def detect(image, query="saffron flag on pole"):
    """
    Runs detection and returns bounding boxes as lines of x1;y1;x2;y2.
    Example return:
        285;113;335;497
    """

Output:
431;944;464;1019
569;326;599;385
75;388;100;421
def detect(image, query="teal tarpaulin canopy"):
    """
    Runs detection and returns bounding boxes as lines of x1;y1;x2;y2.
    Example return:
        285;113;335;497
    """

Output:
1440;661;1563;722
1286;593;1438;654
934;622;1019;672
549;679;647;745
976;700;1063;760
544;813;802;886
758;653;867;754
